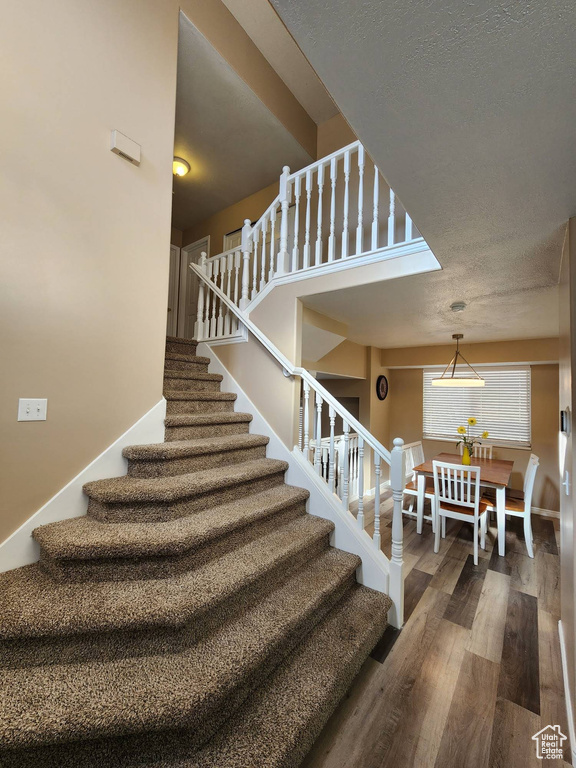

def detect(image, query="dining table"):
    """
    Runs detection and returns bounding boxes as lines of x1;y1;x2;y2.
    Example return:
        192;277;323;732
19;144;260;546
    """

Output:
412;452;515;556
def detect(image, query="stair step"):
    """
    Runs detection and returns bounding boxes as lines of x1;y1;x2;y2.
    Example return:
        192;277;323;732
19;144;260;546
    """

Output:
33;486;310;582
0;546;359;753
165;355;210;373
165;412;252;441
166;336;198;356
123;434;270;478
164;371;223;392
0;514;333;669
83;457;287;522
165;391;236;415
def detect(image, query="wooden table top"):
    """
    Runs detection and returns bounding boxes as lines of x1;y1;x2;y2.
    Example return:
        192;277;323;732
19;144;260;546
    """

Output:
413;452;514;487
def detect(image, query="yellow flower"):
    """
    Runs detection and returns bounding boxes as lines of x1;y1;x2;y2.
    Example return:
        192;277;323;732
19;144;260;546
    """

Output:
468;417;477;426
457;426;466;435
482;431;489;439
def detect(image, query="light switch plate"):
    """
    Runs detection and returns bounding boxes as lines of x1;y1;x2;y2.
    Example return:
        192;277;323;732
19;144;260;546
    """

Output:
18;398;48;421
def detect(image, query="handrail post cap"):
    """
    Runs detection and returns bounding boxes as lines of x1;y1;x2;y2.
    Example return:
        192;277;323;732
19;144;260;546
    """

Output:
393;437;404;448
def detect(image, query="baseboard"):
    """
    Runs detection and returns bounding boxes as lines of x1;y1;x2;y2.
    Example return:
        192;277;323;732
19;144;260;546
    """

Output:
558;620;576;763
200;343;397;619
0;398;166;572
366;480;391;497
533;506;560;520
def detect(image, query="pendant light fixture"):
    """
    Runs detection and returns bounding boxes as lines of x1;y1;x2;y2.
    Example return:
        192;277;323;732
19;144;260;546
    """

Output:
431;334;485;387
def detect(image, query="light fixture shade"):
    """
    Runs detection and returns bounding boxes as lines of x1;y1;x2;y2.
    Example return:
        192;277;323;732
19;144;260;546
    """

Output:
173;157;190;177
432;334;485;387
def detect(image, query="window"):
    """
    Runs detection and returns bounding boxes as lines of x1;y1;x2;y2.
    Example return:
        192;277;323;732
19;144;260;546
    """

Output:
423;367;531;448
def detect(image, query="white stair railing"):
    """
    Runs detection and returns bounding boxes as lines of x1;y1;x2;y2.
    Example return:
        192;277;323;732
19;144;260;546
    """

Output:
195;140;422;343
190;260;405;626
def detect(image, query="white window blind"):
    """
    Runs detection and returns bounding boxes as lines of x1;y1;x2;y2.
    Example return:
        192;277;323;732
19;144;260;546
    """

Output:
423;367;531;448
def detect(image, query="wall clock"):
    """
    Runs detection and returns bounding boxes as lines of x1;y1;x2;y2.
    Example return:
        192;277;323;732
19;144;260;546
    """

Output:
376;375;389;401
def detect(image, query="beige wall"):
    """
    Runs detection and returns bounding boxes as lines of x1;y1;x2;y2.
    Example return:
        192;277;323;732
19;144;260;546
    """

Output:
183;181;278;250
386;341;560;512
381;337;559;367
317;113;357;157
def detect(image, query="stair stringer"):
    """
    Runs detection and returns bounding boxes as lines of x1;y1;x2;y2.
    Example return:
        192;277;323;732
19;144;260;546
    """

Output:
199;342;392;604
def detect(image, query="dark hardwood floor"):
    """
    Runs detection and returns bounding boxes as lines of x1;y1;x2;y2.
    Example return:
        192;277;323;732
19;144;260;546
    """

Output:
302;494;569;768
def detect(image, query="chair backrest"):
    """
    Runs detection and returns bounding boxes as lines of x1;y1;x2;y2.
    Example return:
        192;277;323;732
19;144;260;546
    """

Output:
458;442;493;459
433;460;482;516
523;453;539;510
403;441;425;480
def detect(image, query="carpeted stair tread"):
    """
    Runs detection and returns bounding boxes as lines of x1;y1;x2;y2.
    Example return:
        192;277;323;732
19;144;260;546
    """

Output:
185;584;391;768
166;336;197;347
164;391;236;402
33;485;310;560
0;548;359;750
83;458;283;504
0;515;333;639
165;353;211;365
164;412;252;428
164;370;223;383
122;433;267;462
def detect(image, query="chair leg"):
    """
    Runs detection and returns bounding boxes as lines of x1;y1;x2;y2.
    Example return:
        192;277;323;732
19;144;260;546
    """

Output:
434;513;441;553
442;515;446;539
524;513;534;558
473;520;479;566
430;497;436;534
481;514;487;550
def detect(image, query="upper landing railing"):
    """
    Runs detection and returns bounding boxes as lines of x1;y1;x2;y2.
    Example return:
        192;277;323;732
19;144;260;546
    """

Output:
194;141;424;341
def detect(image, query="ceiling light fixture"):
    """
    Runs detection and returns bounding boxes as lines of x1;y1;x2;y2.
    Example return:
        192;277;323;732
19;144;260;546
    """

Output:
173;157;190;177
431;334;485;387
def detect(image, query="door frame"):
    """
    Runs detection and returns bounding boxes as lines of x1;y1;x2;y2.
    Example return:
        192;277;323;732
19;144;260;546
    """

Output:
167;244;180;337
177;236;210;338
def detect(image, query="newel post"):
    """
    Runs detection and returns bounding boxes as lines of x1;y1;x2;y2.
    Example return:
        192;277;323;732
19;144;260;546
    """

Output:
389;437;405;628
194;251;207;340
277;165;291;276
240;219;252;310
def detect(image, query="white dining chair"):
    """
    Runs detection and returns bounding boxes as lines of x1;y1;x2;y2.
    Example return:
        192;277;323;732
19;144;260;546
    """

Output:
485;453;539;558
403;441;436;533
458;442;493;459
433;460;490;565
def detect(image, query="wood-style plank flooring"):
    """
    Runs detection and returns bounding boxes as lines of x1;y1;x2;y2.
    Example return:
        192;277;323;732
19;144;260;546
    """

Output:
302;494;569;768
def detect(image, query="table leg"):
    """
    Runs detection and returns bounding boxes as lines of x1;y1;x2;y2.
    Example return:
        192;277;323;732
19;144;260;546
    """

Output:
417;474;425;535
497;485;506;556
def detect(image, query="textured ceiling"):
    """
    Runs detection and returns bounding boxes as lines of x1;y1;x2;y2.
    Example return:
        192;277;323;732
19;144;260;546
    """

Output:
220;0;338;124
172;14;312;232
271;0;576;347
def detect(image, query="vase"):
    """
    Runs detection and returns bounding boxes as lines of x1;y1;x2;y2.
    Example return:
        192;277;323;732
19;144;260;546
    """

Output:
462;445;471;465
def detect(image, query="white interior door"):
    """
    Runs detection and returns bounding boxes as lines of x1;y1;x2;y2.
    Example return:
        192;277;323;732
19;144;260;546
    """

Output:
167;245;180;337
177;236;210;339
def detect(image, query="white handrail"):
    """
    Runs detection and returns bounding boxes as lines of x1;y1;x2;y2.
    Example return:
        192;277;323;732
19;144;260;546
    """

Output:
287;140;361;183
191;260;391;465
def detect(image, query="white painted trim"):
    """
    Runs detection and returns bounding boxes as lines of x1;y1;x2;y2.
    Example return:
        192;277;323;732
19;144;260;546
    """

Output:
178;236;210;338
0;398;167;572
199;325;248;346
199;342;402;626
245;239;438;313
558;619;576;764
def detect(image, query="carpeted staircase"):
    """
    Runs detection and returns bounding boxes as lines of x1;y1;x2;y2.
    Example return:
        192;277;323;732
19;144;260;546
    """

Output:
0;336;391;768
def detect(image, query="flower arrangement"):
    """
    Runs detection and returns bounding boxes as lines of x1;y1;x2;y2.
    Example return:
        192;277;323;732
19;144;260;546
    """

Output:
456;417;489;463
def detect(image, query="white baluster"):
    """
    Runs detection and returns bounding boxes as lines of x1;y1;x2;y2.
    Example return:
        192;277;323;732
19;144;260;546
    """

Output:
342;150;350;258
314;390;322;474
357;437;365;529
194;252;207;340
216;258;225;336
371;165;379;251
261;219;268;289
224;253;233;335
292;175;301;271
298;404;303;451
278;166;290;275
303;380;310;459
328;157;337;262
304;169;312;268
269;207;276;281
328;406;336;492
390;437;405;627
315;163;324;266
209;262;218;337
388;188;396;247
356;145;365;256
342;421;350;511
240;219;251;310
405;211;413;242
252;227;259;299
373;453;381;549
